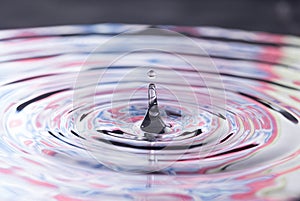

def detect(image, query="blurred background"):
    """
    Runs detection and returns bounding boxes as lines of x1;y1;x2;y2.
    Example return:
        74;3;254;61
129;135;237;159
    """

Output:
1;0;300;35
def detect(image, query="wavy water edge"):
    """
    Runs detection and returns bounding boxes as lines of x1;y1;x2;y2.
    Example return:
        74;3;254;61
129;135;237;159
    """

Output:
0;24;299;201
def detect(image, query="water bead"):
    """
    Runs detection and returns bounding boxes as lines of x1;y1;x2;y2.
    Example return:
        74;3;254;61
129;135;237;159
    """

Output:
147;69;156;79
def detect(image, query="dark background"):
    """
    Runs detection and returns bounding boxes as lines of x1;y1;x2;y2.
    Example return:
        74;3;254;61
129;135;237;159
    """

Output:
1;0;300;35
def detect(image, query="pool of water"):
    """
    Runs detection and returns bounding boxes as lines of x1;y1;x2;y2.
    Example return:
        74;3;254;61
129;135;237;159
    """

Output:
0;24;299;201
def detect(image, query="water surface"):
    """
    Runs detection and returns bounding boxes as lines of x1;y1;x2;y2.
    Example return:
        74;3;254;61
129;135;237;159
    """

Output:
0;24;299;201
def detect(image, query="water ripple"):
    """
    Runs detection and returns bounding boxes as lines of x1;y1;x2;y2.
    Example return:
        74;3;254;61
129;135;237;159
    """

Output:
0;24;299;201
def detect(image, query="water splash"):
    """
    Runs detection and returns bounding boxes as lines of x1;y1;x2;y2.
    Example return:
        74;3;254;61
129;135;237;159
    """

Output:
0;24;299;201
140;83;168;135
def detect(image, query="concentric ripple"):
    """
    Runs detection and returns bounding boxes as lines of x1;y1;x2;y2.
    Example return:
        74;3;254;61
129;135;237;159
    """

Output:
0;24;300;201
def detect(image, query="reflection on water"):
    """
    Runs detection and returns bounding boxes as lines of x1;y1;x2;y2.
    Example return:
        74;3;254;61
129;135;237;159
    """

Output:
0;24;299;200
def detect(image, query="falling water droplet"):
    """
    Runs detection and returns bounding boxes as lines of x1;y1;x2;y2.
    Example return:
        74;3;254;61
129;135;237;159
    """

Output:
140;83;167;135
147;69;156;79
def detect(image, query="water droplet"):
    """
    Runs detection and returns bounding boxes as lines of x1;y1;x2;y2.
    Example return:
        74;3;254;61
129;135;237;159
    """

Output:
147;69;156;79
